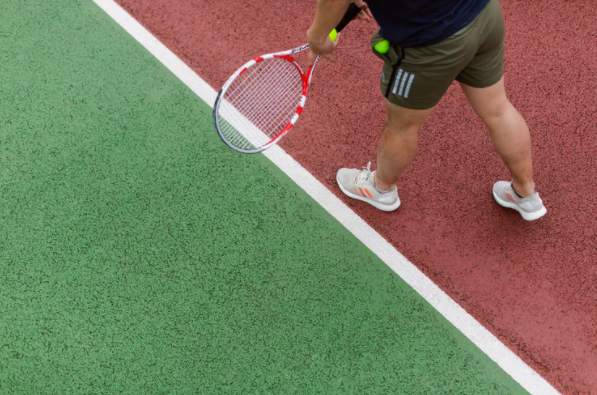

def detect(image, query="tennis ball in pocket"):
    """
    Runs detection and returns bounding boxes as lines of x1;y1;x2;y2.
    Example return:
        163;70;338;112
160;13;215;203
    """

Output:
374;40;390;54
329;29;338;42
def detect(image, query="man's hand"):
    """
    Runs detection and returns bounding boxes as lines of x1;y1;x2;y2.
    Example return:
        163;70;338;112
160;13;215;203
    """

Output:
307;28;341;65
306;1;372;66
354;0;373;22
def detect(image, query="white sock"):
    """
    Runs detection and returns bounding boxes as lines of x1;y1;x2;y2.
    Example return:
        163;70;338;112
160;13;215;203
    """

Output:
374;180;392;194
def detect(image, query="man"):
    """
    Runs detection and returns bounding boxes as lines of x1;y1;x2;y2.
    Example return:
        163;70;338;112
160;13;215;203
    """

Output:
306;0;546;221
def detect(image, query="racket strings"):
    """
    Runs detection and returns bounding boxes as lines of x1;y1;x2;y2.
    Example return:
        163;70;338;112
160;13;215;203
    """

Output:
216;58;304;150
228;62;301;130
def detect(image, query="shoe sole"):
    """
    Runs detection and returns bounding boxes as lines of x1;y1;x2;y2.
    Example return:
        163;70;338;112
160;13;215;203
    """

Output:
336;175;401;212
492;191;547;221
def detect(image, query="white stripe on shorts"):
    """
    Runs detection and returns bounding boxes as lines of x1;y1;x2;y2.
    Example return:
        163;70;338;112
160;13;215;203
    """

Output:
392;69;403;95
404;74;415;98
398;72;409;97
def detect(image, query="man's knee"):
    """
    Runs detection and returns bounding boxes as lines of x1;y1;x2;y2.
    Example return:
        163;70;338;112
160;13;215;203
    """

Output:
478;97;513;125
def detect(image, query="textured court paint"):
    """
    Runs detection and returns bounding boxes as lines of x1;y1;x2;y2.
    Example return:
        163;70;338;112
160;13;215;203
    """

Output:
112;0;597;394
92;2;557;393
0;1;529;393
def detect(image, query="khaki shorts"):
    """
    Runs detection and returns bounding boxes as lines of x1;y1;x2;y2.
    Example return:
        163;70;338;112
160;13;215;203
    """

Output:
373;0;505;110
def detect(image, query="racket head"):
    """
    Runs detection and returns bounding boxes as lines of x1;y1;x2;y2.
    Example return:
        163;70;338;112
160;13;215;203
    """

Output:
213;54;309;154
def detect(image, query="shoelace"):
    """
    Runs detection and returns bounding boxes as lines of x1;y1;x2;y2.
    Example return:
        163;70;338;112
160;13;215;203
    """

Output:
352;162;373;186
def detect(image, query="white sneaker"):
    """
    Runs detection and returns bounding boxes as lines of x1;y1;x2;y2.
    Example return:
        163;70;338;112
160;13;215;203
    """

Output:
336;163;400;212
492;181;547;221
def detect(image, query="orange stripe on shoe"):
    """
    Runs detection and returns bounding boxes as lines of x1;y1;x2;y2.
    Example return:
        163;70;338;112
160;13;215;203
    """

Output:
353;186;361;196
364;188;373;198
358;188;367;197
506;193;517;204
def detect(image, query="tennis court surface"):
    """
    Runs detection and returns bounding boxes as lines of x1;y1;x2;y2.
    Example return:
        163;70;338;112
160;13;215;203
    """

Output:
1;0;595;394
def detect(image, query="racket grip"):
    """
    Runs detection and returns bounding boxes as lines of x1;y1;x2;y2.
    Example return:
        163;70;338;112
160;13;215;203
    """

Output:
335;3;362;33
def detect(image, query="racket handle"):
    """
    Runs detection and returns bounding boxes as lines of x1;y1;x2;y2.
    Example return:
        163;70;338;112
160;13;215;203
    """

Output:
335;3;362;33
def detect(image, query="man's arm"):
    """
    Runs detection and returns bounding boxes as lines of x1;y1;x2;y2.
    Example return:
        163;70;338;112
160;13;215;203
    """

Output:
308;0;352;42
307;0;351;64
307;0;373;65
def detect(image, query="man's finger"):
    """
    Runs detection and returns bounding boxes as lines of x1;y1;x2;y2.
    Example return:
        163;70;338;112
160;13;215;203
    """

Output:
357;10;371;21
332;32;341;47
352;0;372;21
308;49;316;66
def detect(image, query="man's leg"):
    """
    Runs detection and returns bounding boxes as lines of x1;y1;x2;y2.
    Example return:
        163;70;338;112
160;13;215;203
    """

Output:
460;77;535;196
374;100;434;191
335;100;433;212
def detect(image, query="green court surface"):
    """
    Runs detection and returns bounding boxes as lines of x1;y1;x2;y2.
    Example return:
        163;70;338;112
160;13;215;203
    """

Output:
0;1;526;393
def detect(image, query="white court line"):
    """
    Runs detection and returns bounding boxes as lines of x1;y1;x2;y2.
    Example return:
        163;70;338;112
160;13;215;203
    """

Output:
92;1;560;394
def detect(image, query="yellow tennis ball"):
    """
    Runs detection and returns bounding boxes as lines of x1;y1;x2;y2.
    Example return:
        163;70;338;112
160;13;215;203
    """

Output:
329;29;338;42
374;40;390;54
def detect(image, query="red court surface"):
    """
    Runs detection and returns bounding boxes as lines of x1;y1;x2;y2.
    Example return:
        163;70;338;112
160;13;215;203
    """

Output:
115;0;597;393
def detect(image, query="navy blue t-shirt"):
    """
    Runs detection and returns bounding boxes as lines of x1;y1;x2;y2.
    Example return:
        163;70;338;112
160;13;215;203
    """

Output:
366;0;491;47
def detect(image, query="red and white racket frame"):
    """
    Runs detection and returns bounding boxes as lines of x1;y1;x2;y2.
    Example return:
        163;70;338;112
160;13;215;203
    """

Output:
213;3;361;154
213;45;320;153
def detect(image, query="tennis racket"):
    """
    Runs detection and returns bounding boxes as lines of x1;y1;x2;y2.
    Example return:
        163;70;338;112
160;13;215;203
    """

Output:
213;3;362;154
